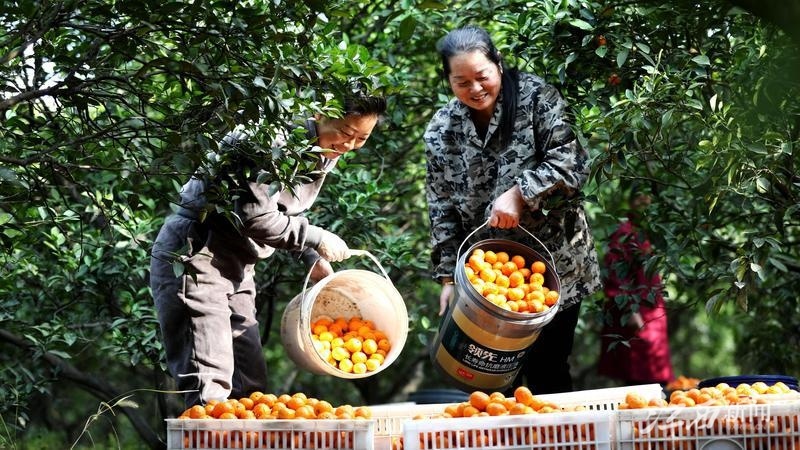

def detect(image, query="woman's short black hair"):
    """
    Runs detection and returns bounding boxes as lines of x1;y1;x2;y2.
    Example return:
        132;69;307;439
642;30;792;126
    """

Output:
344;93;387;117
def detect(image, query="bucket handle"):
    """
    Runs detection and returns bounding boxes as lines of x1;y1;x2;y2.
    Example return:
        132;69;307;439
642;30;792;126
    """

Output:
456;220;557;269
300;249;391;295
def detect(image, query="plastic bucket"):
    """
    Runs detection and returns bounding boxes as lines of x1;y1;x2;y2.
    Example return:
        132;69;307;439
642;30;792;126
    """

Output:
430;222;562;392
280;250;408;378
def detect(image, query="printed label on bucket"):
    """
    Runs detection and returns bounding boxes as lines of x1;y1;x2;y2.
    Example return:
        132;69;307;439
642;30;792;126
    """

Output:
440;321;530;374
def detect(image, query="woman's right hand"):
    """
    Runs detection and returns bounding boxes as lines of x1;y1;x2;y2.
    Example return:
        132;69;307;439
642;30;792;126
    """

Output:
439;283;454;316
317;230;350;262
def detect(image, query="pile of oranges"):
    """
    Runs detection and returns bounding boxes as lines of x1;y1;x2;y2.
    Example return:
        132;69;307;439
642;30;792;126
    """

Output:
439;386;575;417
620;381;798;409
176;392;372;449
310;315;391;374
177;391;372;420
392;386;595;450
463;248;559;314
617;383;800;450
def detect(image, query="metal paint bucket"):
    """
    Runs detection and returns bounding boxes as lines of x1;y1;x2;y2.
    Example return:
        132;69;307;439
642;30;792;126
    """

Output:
430;222;561;392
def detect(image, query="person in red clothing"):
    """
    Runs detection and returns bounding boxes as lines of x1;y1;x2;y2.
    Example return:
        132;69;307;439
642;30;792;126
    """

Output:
597;192;674;386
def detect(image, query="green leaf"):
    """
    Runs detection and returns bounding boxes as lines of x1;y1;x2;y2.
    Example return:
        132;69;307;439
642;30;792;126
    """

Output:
692;55;710;66
616;49;629;68
568;19;593;30
398;16;417;42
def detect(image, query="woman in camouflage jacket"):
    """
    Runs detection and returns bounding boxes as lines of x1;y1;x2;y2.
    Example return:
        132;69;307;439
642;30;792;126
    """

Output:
424;25;601;394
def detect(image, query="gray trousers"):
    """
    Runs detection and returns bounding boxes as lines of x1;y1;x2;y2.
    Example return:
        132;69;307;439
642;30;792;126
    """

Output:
149;214;268;407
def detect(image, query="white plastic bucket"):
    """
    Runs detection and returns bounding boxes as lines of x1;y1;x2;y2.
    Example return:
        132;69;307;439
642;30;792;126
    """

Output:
280;250;409;378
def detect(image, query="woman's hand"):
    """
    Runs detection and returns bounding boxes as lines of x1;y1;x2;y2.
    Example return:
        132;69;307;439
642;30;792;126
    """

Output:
439;282;454;316
309;258;334;283
490;185;525;229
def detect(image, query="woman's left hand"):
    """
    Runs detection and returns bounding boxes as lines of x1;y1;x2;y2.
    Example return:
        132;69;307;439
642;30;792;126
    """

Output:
310;258;334;283
490;185;525;229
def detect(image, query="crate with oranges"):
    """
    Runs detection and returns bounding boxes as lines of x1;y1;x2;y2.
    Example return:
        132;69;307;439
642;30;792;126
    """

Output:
615;382;800;450
463;248;560;314
393;386;612;450
309;315;392;375
167;391;374;450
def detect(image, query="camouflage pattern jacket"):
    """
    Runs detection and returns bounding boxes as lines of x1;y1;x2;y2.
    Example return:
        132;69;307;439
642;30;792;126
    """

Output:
424;72;601;307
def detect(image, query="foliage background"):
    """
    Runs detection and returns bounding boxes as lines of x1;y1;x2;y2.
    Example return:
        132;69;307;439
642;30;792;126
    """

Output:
1;0;798;448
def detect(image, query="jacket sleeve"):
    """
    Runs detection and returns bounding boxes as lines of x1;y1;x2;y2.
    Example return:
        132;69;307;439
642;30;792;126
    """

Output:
233;175;325;252
516;81;590;211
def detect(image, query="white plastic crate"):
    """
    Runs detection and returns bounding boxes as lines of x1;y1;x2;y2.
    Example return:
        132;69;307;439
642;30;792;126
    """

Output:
369;384;663;450
614;401;800;450
165;418;374;450
537;384;665;412
371;403;451;450
400;410;614;450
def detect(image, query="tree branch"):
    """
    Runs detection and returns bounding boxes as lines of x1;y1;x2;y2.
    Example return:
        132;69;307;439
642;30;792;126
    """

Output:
0;328;164;449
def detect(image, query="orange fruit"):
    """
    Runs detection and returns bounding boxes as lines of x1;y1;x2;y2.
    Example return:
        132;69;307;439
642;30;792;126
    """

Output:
211;400;236;419
366;359;381;371
496;252;510;264
344;337;363;353
238;409;256;419
479;269;497;283
462;405;480;417
187;404;207;419
362;338;378;355
353;362;368;374
509;402;528;415
252;403;271;419
277;408;296;419
339;359;354;372
295;405;316;419
486;401;508;416
511;255;526;270
545;290;559;306
495;274;510;288
508;271;525;288
484;250;498;264
469;391;491;411
625;393;648;409
354;406;372;419
507;287;525;302
286;395;306;410
531;261;547;274
501;261;518;276
238;397;254;411
514;386;535;407
489;392;506;403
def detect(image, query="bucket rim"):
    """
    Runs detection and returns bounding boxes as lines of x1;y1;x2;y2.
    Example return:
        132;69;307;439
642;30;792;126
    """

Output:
456;238;562;320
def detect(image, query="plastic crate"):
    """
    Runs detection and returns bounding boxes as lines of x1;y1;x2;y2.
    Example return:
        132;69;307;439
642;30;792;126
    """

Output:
614;401;800;450
537;384;665;412
401;410;614;450
369;385;663;450
165;418;374;450
371;403;450;450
